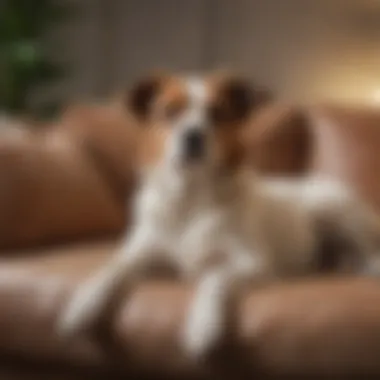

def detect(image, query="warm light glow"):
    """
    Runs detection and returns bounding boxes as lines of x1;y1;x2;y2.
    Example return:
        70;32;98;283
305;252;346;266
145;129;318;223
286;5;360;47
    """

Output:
372;90;380;105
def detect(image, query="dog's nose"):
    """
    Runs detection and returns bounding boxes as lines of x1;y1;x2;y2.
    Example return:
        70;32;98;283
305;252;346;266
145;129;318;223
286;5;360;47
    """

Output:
183;129;205;160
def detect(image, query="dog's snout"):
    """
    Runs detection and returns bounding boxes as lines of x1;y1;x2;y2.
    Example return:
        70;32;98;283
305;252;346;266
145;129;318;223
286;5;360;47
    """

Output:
183;129;205;160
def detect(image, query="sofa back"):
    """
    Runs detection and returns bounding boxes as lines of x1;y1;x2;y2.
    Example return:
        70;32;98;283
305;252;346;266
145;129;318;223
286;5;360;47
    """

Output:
1;102;380;249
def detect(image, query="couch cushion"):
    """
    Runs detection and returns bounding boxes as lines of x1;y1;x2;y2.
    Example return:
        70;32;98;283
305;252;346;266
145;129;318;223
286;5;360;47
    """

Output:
0;127;125;250
1;242;380;377
308;105;380;211
0;241;114;367
60;101;138;202
245;103;311;175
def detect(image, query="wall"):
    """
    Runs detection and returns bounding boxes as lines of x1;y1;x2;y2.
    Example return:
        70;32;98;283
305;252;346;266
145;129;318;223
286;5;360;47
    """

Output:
49;0;380;105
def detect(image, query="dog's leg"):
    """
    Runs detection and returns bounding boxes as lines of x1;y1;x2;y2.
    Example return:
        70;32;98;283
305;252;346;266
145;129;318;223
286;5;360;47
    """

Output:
323;198;380;276
58;227;161;338
356;213;380;277
329;212;380;276
362;255;380;277
182;253;271;360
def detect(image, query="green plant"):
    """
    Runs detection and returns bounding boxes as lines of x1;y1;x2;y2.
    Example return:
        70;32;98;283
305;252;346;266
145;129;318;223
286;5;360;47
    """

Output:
0;0;71;117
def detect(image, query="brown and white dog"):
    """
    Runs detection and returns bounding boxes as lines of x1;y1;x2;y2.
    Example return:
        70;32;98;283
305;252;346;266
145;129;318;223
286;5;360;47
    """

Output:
58;72;380;359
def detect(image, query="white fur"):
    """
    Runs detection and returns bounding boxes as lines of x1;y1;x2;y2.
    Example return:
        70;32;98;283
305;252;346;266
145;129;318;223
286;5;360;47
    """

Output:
185;76;208;105
58;169;380;358
167;77;210;169
58;79;380;360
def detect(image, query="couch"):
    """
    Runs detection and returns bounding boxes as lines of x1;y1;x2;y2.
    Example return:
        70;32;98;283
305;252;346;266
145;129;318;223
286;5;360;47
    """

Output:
2;100;380;379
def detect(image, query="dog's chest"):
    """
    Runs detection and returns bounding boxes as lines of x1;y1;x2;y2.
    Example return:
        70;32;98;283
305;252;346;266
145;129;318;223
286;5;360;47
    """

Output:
137;180;237;273
140;181;224;232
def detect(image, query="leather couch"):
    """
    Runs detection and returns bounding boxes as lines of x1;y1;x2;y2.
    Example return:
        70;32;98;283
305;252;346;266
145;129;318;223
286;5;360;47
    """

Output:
2;100;380;379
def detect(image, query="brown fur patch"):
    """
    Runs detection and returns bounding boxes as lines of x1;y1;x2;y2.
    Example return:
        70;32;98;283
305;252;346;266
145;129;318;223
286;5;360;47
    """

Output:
137;123;172;169
136;77;189;169
154;78;189;121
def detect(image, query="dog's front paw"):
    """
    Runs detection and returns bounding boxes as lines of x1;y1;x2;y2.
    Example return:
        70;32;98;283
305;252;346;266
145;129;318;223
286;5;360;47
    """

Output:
182;296;224;361
57;284;102;340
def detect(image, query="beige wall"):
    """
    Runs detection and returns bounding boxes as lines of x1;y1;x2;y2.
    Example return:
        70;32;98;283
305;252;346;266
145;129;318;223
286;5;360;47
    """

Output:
49;0;380;105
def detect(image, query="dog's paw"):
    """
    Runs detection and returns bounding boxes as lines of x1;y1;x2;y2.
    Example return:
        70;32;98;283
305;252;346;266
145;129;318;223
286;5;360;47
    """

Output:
182;296;224;361
57;285;101;340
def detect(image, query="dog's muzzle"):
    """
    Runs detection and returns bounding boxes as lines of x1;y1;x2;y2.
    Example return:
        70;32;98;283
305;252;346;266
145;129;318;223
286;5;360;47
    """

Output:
183;129;205;161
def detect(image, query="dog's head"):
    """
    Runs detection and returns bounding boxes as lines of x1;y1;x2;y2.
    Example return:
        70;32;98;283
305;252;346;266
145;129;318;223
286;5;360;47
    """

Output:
126;72;271;177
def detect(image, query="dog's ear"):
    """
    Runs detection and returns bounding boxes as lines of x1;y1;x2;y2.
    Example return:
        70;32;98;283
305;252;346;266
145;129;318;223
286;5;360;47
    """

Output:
214;76;272;123
127;74;167;121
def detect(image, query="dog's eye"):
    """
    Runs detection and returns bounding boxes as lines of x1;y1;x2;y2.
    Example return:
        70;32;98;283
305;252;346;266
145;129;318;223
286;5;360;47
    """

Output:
208;104;230;126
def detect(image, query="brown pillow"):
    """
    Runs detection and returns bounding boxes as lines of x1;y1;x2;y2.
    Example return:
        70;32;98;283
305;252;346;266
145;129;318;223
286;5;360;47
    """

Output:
243;103;311;175
309;105;380;212
0;125;125;250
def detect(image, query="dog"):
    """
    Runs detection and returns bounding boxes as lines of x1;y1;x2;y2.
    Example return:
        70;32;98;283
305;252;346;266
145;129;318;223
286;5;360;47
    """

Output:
58;71;380;360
